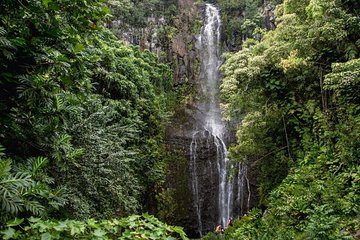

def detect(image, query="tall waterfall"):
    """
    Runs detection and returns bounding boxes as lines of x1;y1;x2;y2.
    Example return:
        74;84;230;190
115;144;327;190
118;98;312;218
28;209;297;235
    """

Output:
190;4;237;236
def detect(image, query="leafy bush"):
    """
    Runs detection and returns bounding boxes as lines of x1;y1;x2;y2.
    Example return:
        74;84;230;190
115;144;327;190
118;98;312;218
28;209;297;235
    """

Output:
0;213;188;240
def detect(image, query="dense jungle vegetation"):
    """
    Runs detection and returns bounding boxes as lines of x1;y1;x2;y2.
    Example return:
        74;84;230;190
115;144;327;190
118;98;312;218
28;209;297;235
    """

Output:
0;0;359;239
0;0;186;238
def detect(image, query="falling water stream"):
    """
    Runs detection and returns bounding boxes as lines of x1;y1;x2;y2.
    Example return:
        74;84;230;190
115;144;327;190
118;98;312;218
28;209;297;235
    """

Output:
190;4;235;236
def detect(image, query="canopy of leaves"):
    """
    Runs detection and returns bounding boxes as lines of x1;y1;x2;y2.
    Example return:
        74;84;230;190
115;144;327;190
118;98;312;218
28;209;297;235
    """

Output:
0;0;174;223
219;0;360;238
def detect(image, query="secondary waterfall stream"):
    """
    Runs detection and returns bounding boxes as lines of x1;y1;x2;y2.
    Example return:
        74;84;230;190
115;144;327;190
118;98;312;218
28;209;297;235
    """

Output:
189;4;238;236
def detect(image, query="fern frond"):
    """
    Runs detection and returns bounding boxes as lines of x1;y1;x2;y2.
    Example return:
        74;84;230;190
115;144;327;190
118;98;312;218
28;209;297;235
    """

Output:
0;36;13;48
66;148;84;160
1;172;32;189
21;182;48;199
53;95;64;111
43;176;54;185
0;27;6;35
0;145;5;157
2;49;14;60
0;159;12;178
28;157;48;174
48;187;68;209
54;133;72;146
0;153;50;218
17;74;32;84
0;191;23;214
23;200;45;216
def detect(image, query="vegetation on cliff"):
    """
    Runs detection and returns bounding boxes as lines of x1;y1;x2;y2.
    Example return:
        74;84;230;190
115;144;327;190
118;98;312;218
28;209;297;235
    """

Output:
217;0;280;51
216;0;360;238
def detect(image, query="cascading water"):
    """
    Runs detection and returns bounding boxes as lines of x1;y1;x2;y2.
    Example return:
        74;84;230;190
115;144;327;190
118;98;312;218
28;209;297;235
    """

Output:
190;134;202;235
189;4;240;236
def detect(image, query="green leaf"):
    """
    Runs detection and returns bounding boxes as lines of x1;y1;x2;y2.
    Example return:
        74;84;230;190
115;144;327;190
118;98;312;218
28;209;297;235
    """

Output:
42;0;52;8
69;222;85;236
102;6;111;14
30;157;48;174
6;218;24;227
74;43;85;53
1;227;16;240
93;229;106;237
41;232;52;240
0;159;11;178
86;219;98;228
28;217;41;223
53;221;67;232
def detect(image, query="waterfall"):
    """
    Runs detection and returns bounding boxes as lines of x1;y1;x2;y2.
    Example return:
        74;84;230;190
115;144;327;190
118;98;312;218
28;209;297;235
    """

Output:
190;132;202;235
189;4;239;236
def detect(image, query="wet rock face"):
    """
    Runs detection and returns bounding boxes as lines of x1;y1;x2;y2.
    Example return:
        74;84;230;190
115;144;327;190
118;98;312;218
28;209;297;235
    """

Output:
190;132;220;235
165;126;219;237
163;104;210;235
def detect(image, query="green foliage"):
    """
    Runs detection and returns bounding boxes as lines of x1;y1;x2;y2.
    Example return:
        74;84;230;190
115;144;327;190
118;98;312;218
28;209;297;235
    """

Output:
0;0;173;223
217;0;267;50
220;0;360;238
0;213;188;240
61;96;143;218
201;209;264;240
0;146;66;223
325;58;360;103
156;188;178;223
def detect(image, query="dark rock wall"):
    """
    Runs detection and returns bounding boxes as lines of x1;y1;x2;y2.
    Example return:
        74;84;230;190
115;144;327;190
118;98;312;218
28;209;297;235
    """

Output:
189;134;219;235
171;0;200;84
264;3;276;30
165;125;220;236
